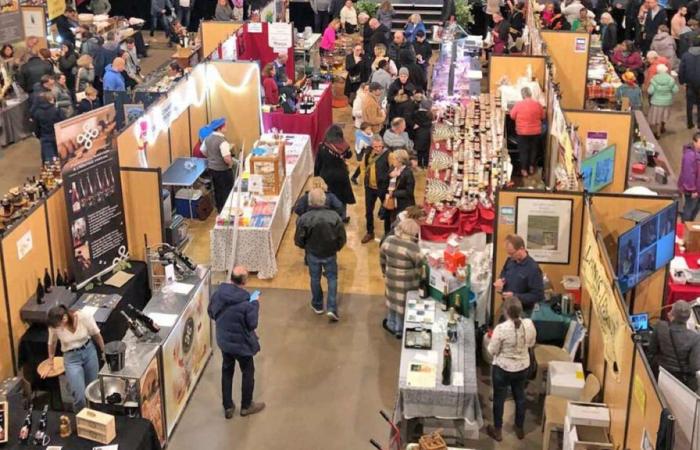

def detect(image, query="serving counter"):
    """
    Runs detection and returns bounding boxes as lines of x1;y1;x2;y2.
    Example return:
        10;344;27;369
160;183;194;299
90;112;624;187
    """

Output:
210;134;313;277
93;269;212;447
627;111;678;195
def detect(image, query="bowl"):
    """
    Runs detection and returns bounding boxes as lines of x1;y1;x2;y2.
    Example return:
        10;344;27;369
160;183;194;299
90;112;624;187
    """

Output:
85;377;127;406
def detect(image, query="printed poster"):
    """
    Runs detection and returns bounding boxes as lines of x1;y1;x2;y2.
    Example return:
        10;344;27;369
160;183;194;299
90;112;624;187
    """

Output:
140;355;166;446
46;0;65;20
516;197;573;264
22;6;45;38
0;11;23;44
586;131;608;157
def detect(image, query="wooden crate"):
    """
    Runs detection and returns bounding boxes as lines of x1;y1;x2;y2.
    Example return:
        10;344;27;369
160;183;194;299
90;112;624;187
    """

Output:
76;408;116;445
685;222;700;253
250;142;286;196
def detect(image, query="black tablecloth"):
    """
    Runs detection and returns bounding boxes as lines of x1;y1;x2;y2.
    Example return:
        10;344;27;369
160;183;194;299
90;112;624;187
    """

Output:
0;97;33;147
4;398;160;450
17;261;150;387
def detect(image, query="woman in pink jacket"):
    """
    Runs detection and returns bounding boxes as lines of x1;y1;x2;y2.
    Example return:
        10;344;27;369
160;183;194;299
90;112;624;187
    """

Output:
320;19;341;53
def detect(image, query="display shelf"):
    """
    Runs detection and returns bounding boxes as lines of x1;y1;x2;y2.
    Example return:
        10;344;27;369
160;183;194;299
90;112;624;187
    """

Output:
430;36;483;100
627;110;678;195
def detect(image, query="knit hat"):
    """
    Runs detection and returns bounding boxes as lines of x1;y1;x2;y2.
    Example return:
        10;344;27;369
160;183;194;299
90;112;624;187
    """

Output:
671;300;692;322
656;63;669;73
399;67;409;77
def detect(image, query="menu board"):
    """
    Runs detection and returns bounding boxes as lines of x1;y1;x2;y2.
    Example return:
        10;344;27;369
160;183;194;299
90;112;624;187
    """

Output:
161;281;211;435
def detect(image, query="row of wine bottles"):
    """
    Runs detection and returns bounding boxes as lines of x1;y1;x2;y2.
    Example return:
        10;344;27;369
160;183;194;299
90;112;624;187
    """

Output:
70;166;117;214
18;405;48;445
120;304;160;338
36;268;76;304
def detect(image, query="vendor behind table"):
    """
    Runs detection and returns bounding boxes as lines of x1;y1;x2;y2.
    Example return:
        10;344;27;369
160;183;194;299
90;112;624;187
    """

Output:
493;234;544;315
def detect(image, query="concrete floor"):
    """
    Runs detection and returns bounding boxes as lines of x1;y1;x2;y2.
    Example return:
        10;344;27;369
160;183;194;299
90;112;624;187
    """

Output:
2;40;690;448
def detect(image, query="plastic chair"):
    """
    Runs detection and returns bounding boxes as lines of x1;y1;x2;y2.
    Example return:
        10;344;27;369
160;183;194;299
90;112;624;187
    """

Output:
532;320;587;394
541;374;601;450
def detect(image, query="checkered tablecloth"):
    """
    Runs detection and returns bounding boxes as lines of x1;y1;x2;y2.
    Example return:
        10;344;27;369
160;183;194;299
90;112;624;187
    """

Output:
587;83;618;102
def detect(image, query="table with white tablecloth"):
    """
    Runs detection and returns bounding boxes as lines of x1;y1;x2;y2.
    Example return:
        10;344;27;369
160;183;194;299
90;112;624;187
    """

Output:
210;134;313;278
394;292;483;443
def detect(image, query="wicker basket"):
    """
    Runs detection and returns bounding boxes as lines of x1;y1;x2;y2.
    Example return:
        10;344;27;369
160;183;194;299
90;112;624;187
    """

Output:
418;431;447;450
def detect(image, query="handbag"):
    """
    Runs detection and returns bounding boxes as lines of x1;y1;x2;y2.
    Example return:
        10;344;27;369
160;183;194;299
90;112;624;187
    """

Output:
527;346;538;380
383;195;396;210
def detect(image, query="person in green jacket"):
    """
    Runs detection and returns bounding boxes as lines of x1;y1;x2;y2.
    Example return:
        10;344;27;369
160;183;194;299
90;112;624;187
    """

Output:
647;63;679;137
88;0;111;15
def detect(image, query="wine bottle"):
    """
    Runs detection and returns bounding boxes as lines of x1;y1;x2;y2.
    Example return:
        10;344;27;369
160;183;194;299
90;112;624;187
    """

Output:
441;283;449;312
71;181;81;213
454;293;462;317
64;269;71;286
43;268;52;293
418;263;429;299
18;405;33;443
55;270;64;287
32;405;48;445
35;279;45;304
126;304;160;333
120;311;145;338
442;342;452;386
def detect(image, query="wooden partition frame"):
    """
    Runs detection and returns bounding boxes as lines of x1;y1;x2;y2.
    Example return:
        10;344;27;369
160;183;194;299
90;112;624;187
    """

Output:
120;168;165;261
565;110;633;194
207;61;262;154
45;187;71;276
200;21;244;57
491;189;585;324
488;55;546;94
0;249;8;379
625;343;666;449
590;193;673;315
541;31;589;110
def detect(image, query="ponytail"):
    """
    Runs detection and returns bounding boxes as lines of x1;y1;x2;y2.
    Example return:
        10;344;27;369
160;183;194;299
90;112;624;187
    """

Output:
513;317;522;329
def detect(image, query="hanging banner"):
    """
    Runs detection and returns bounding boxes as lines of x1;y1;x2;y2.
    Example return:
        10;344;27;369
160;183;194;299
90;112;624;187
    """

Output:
56;105;127;285
46;0;65;20
580;209;628;379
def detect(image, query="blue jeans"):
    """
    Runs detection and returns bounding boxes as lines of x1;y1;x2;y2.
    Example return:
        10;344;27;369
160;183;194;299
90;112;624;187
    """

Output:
386;309;403;334
683;193;700;222
64;340;99;411
151;12;170;37
307;253;338;313
177;6;191;28
492;365;528;429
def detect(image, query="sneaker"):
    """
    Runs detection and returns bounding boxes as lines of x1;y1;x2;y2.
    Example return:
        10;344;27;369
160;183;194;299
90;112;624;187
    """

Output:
486;425;502;442
224;407;235;419
240;401;266;416
327;310;340;322
382;319;392;334
361;233;375;244
310;304;324;315
515;426;525;440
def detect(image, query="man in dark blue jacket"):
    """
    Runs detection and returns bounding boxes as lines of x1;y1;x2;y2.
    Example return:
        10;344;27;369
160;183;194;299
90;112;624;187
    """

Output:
208;266;265;419
493;234;544;314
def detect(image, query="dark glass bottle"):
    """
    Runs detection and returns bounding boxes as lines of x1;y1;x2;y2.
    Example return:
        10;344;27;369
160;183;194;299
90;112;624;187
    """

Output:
127;304;160;333
120;311;145;338
33;405;48;445
43;268;52;293
18;405;33;443
442;342;452;386
35;279;45;304
441;283;449;312
55;270;64;287
418;263;429;299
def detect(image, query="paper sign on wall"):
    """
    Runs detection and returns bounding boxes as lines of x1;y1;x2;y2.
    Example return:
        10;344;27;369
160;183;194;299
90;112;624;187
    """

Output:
268;22;292;50
586;131;608;157
17;230;32;260
247;22;262;33
574;37;587;52
633;374;646;414
499;206;515;225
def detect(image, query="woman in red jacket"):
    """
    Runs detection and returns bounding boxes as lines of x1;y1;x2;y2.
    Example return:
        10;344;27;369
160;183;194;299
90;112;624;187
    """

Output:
611;41;644;79
262;62;279;106
509;87;545;178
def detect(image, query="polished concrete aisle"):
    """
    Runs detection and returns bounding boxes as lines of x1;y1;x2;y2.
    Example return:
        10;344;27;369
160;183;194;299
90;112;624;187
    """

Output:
168;288;401;450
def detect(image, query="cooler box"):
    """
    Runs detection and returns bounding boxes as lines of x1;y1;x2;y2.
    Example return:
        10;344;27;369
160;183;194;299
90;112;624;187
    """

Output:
547;361;585;400
174;188;202;219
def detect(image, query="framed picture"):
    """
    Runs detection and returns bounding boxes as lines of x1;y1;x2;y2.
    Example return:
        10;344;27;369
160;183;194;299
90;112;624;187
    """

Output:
515;197;573;264
21;6;45;38
581;145;615;193
123;103;145;126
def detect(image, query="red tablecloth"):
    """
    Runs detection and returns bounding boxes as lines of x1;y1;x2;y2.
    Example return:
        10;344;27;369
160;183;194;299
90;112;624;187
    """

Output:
419;142;495;241
262;84;333;153
667;223;700;304
237;22;295;81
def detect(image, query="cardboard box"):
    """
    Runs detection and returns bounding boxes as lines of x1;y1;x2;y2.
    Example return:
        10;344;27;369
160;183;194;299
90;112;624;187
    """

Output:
548;361;585;400
566;401;610;428
685;222;700;253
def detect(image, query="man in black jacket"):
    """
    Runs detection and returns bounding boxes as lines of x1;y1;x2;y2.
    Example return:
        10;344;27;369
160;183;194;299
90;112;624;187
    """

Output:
295;188;347;321
679;36;700;128
642;0;667;52
413;31;432;74
388;31;414;66
18;51;53;94
648;300;700;390
31;92;64;164
361;135;391;244
207;266;265;419
367;18;390;57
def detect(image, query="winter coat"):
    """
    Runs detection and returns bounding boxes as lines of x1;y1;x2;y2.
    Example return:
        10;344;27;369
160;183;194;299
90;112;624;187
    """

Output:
413;39;432;67
54;15;77;45
611;49;644;71
601;23;618;55
88;0;111;14
52;85;74;118
18;56;53;93
361;93;386;132
388;41;414;67
404;21;426;43
94;45;120;81
648;72;679;106
207;283;260;357
344;54;371;96
647;320;700;376
81;37;102;57
679;47;700;89
314;143;356;204
31;99;64;140
294;206;347;258
377;9;393;30
380;234;422;315
616;84;643;109
399;50;426;91
102;64;125;91
387;78;415;122
294;190;345;218
329;0;344;18
368;24;390;56
390;166;416;213
262;75;279;105
320;25;337;51
678;144;700;193
383;129;415;155
76;66;95;92
643;56;670;90
362;149;391;194
77;98;102;114
644;8;667;45
650;32;678;70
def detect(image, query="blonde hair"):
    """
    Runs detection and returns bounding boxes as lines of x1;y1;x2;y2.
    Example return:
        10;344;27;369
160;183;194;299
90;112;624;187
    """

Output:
396;218;420;239
409;13;422;23
393;149;410;165
77;54;92;68
111;57;125;71
84;85;98;97
374;43;387;57
309;176;328;191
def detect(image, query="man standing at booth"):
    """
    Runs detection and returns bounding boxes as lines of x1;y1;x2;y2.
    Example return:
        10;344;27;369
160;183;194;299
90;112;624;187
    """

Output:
208;266;266;419
201;118;237;212
493;234;544;314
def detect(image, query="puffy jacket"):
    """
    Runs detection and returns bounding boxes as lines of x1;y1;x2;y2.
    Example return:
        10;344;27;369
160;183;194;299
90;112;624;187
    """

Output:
31;99;64;140
388;41;413;67
648;72;679;106
403;21;426;43
294;207;346;258
294;191;344;218
679;47;700;89
678;144;700;193
207;283;260;357
611;49;644;71
648;321;700;376
650;32;678;70
102;64;125;91
18;56;53;93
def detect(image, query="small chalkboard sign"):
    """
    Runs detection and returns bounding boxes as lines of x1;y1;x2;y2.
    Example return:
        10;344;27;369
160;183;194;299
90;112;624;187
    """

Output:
0;400;8;443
